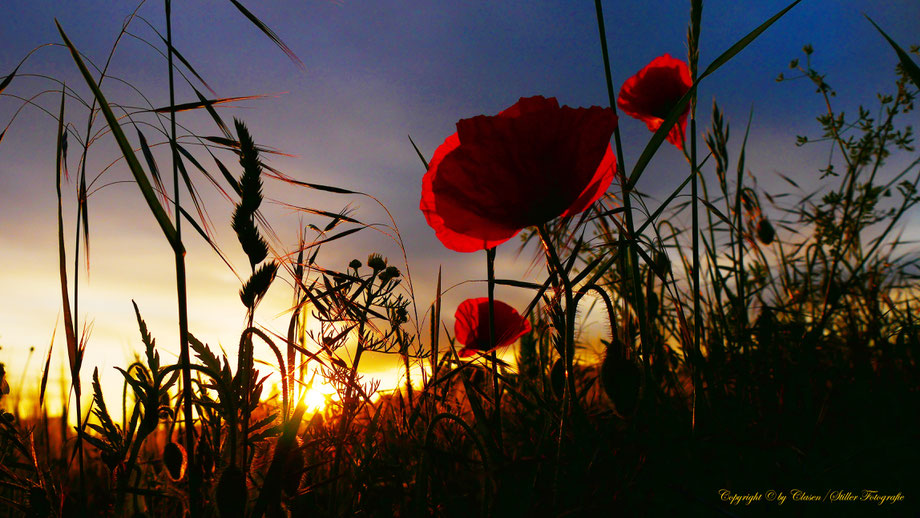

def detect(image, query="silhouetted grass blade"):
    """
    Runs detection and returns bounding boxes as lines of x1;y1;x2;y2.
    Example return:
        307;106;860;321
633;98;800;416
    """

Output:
56;20;181;251
866;15;920;90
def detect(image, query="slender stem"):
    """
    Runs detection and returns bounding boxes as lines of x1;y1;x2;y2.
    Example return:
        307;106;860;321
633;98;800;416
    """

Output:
537;224;577;509
688;0;703;433
595;0;652;375
165;1;198;514
485;247;502;451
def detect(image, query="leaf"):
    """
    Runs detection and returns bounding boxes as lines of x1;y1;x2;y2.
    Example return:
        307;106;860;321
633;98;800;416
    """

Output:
136;128;169;208
188;334;222;381
151;94;264;114
132;300;158;371
226;0;305;70
39;323;56;408
0;61;21;95
865;15;920;90
54;85;79;395
56;21;182;252
408;134;430;169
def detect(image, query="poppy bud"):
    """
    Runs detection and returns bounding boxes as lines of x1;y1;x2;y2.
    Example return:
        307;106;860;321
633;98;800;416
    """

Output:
163;442;187;482
741;190;755;212
651;251;671;278
550;358;566;399
601;353;641;417
217;465;248;518
756;219;775;245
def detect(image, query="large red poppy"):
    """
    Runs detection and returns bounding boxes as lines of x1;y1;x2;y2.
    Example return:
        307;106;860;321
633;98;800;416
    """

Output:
617;54;692;150
454;298;531;358
420;96;617;253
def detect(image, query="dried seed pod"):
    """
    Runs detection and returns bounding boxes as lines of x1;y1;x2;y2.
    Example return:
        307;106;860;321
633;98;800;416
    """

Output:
163;442;187;482
217;465;248;518
601;353;641;417
756;219;775;245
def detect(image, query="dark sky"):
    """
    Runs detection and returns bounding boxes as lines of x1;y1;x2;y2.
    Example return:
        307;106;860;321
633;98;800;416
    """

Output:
1;0;918;413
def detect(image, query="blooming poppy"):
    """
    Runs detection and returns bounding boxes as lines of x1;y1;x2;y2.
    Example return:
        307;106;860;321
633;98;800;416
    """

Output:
454;298;531;357
617;54;692;150
420;95;617;253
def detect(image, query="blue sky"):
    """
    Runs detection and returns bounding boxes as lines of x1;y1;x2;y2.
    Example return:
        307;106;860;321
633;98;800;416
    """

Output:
1;0;918;415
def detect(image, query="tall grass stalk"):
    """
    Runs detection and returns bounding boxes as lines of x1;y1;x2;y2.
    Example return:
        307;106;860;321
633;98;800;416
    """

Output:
688;0;703;430
164;1;199;515
593;0;652;378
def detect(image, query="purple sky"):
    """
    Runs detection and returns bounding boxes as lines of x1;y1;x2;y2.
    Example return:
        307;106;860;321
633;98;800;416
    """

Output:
1;0;918;415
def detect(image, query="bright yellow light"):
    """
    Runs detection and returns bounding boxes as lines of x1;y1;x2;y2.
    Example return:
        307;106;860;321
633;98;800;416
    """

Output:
298;377;340;413
302;386;330;413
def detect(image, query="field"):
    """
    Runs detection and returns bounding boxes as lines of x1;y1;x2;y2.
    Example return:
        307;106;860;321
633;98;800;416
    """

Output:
1;1;919;516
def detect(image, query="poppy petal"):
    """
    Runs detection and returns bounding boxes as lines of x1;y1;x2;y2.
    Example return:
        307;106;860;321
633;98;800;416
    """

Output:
617;54;692;150
421;96;617;252
454;298;531;357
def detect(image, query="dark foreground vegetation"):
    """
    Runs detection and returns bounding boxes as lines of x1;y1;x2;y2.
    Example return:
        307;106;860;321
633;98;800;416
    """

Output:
1;1;919;516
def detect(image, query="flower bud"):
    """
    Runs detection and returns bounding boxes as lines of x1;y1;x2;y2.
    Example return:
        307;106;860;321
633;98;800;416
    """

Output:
367;253;386;271
757;219;775;245
651;251;671;278
601;353;641;417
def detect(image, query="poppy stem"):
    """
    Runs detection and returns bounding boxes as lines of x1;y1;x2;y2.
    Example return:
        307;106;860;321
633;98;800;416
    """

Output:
485;247;503;452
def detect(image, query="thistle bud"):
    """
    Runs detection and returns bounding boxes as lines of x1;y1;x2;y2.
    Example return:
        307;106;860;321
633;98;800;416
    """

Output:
757;219;775;245
163;442;187;482
379;265;401;284
367;253;386;271
348;259;362;270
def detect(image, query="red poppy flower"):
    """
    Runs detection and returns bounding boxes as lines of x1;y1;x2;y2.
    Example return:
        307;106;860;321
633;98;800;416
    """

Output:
617;54;692;150
454;298;531;358
420;96;617;253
